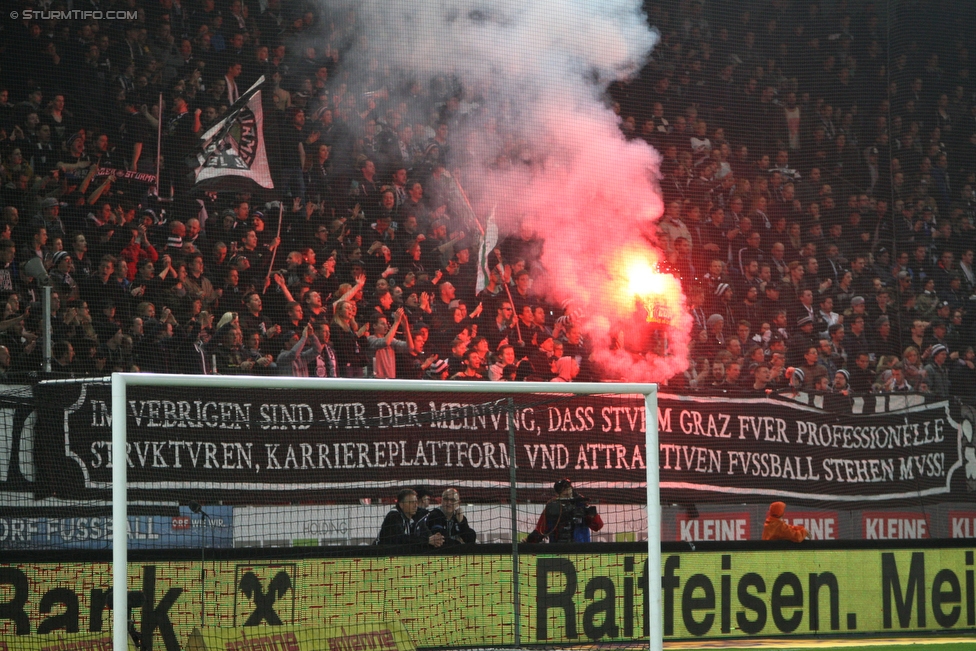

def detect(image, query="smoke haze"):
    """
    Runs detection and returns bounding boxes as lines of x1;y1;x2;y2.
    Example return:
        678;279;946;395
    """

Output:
325;0;691;381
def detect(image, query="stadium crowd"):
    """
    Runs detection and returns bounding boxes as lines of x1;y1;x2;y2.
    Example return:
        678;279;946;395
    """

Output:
0;0;973;394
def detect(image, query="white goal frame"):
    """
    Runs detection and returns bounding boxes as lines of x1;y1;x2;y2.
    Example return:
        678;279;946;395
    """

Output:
110;373;660;651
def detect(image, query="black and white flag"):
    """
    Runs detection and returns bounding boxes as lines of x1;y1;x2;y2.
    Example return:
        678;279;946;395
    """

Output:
192;76;273;192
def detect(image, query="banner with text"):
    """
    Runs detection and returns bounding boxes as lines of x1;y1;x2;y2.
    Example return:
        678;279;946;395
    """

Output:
0;505;233;551
31;381;973;506
4;548;976;647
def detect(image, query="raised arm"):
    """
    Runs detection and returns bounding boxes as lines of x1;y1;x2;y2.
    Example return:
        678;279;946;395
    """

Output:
86;174;115;205
78;161;100;196
272;271;296;302
383;309;403;346
401;311;414;352
333;274;366;308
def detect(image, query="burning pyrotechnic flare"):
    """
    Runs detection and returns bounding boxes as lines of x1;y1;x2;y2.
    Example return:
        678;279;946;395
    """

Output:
577;247;691;381
625;257;681;328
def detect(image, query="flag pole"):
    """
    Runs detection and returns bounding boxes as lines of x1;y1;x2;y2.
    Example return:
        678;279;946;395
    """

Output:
262;202;284;294
451;172;484;236
154;92;163;197
495;250;523;345
198;77;265;147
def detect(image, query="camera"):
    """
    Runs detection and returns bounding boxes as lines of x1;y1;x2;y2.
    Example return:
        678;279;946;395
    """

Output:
559;494;596;523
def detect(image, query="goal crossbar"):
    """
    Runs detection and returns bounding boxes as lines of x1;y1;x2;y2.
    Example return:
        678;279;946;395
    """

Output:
110;373;661;651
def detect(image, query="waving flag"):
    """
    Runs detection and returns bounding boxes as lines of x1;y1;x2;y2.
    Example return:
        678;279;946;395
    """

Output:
191;77;274;192
476;207;498;294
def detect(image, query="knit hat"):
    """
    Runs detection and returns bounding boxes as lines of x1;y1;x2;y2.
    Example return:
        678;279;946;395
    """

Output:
552;356;580;382
930;344;948;357
52;251;70;266
215;312;237;331
715;282;731;297
66;131;84;149
706;313;724;327
426;359;449;377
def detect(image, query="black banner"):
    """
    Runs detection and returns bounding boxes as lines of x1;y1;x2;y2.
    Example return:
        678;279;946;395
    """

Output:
32;381;973;506
93;166;156;184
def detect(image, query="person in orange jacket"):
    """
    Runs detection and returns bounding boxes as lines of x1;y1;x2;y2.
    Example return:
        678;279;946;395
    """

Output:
762;501;810;541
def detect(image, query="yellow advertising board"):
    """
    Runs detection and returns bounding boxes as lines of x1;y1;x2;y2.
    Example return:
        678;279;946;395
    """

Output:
526;548;976;640
2;548;973;648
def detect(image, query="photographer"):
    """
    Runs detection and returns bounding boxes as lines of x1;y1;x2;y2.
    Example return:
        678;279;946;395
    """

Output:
425;488;477;547
525;479;603;543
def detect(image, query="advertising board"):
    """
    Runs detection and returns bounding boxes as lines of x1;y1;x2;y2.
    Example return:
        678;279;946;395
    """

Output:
3;547;974;648
0;506;233;550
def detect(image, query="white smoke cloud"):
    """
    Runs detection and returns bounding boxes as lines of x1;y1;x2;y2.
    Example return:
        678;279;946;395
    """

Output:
322;0;691;381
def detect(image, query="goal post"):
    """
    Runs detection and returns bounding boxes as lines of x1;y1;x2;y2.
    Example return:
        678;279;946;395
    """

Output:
110;373;660;651
644;389;662;651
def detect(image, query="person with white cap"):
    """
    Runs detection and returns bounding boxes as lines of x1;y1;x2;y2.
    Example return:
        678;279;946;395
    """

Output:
708;281;737;329
48;250;78;300
923;344;951;397
697;313;726;359
426;358;450;379
786;314;817;365
550;355;579;382
843;294;869;321
833;368;850;393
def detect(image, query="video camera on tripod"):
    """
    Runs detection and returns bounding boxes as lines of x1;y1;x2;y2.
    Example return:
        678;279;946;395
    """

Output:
526;478;602;543
556;493;598;523
550;479;597;541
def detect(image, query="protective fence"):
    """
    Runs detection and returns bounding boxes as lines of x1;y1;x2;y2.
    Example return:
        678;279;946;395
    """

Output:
2;378;976;651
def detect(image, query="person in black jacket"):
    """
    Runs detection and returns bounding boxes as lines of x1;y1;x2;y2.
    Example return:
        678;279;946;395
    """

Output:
425;488;477;547
331;299;369;376
374;488;444;548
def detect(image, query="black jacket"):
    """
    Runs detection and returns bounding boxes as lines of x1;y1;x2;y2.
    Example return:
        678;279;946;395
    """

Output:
374;506;431;548
426;507;477;546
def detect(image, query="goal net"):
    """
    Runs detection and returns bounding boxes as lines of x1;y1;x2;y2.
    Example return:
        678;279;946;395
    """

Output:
14;374;660;651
